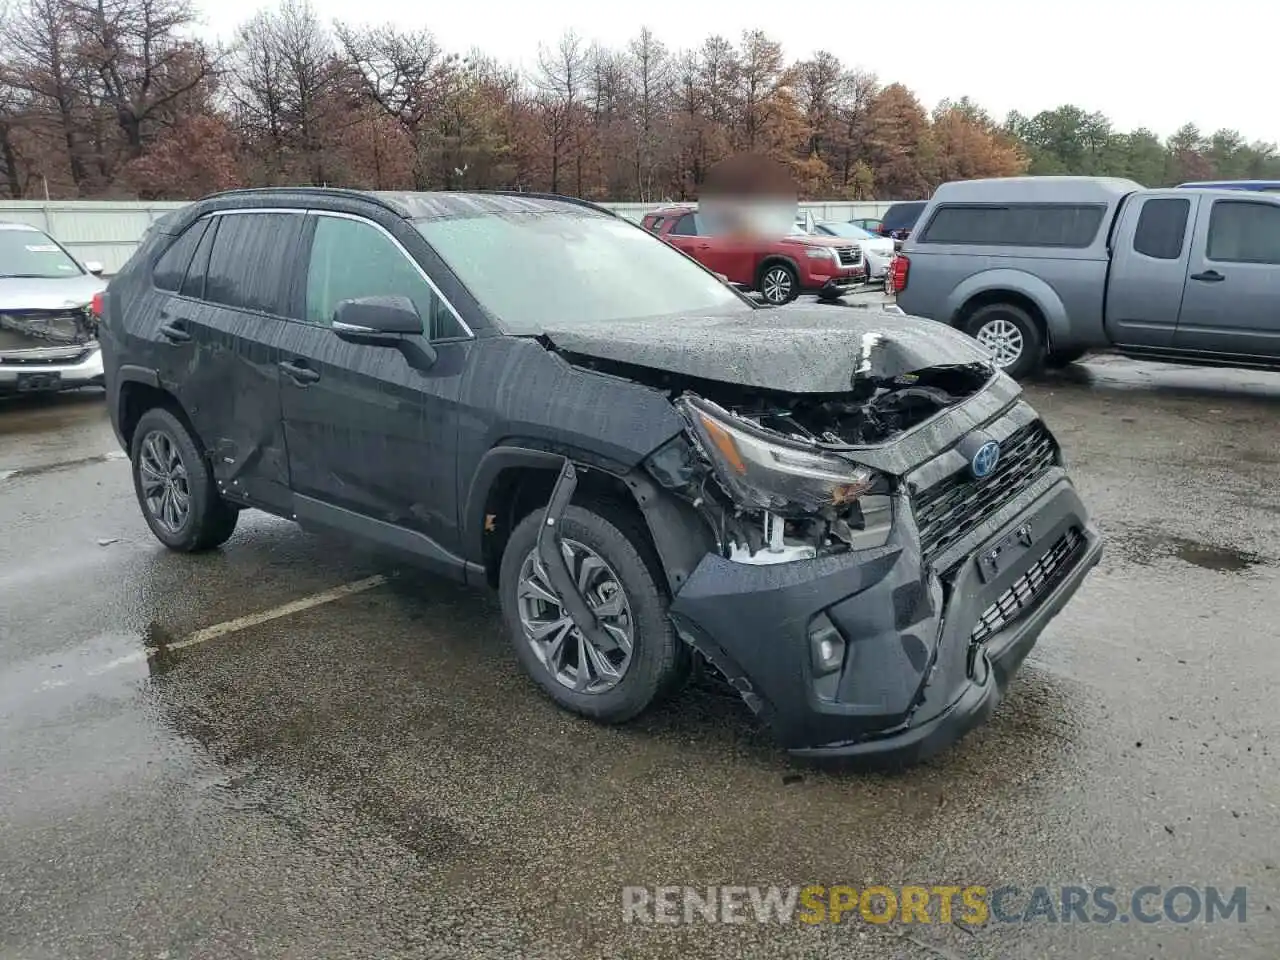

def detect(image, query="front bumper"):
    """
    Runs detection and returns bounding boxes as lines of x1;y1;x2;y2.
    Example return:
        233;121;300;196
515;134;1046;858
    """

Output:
668;475;1101;765
0;345;104;393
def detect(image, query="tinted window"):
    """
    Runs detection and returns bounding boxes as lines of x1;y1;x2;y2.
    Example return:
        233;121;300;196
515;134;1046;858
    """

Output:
180;217;217;300
669;213;699;236
306;215;463;339
920;204;1106;247
153;220;208;291
415;208;744;334
204;212;304;315
1133;199;1189;260
1207;201;1280;264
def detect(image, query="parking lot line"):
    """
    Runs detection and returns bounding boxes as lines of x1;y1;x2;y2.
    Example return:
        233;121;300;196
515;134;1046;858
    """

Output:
167;574;389;653
31;575;390;694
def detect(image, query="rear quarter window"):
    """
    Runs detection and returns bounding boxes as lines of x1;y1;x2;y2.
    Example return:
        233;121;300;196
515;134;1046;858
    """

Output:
152;220;209;291
919;203;1106;248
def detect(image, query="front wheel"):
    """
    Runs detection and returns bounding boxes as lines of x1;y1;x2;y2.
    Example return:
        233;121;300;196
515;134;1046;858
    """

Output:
130;407;239;552
498;502;688;723
758;263;799;305
964;303;1045;380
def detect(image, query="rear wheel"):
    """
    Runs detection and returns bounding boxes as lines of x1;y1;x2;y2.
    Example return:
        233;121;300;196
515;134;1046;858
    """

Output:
498;502;688;723
964;302;1045;380
758;262;799;305
130;407;239;552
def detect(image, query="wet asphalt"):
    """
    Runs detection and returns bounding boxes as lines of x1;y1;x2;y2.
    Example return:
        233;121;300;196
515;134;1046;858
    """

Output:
2;352;1278;959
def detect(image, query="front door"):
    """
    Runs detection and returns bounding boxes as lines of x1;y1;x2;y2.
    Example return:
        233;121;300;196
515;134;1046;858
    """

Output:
150;209;304;513
278;211;471;564
1175;196;1280;358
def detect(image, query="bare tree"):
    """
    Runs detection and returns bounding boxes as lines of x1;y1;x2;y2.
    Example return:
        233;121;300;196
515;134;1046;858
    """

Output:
534;30;587;194
70;0;216;159
627;27;669;201
335;21;459;188
0;0;92;189
230;0;336;183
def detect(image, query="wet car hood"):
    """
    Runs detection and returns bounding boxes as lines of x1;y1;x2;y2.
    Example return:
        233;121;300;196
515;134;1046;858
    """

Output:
542;304;993;393
0;273;105;310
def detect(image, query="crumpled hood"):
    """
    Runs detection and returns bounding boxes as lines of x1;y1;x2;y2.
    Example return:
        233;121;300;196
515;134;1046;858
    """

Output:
0;274;105;311
542;303;993;393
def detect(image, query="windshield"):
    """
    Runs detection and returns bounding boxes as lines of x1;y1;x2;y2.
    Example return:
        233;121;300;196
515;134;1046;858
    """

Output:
415;209;746;333
0;228;83;279
820;222;877;240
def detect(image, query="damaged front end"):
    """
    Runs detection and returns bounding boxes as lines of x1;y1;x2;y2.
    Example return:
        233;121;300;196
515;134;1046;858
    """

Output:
645;362;994;565
627;360;1101;765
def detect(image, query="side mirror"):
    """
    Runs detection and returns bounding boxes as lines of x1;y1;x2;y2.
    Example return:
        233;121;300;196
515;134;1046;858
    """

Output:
84;260;104;276
332;296;423;341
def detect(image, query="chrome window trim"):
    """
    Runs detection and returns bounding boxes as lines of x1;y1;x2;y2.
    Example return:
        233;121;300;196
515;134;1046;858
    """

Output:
306;209;475;340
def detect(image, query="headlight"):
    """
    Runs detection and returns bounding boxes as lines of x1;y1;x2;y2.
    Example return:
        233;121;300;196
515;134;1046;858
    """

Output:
804;247;835;260
680;397;886;515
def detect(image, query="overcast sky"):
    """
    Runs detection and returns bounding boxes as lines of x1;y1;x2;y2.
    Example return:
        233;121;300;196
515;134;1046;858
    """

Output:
198;0;1277;145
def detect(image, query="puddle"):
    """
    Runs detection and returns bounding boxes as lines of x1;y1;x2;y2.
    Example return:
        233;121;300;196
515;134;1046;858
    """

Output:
1169;538;1261;573
0;449;126;482
1111;528;1267;573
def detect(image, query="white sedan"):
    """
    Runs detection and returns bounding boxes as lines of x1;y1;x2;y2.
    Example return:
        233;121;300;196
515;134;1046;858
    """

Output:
810;221;897;279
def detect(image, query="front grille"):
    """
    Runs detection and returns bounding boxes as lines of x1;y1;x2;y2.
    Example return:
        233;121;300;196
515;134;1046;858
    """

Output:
970;527;1084;644
913;420;1057;564
835;246;862;266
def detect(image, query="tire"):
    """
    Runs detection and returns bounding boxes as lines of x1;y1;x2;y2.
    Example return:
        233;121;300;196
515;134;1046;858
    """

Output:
758;262;799;305
1045;347;1088;369
963;302;1045;380
498;501;689;724
130;407;239;552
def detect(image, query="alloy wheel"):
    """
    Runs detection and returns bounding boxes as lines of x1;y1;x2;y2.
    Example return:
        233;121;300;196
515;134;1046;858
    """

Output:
516;540;634;694
974;317;1025;368
761;267;793;304
138;429;191;534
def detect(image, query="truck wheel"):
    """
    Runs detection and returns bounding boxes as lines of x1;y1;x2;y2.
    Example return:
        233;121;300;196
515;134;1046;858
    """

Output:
1045;347;1088;369
964;303;1045;380
130;407;239;552
498;502;689;724
758;263;799;305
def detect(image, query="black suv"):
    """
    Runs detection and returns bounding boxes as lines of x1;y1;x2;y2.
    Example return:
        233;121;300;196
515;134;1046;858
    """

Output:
100;188;1102;764
877;200;929;245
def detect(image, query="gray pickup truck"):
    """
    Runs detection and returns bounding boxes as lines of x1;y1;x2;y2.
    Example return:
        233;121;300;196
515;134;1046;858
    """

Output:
892;176;1280;379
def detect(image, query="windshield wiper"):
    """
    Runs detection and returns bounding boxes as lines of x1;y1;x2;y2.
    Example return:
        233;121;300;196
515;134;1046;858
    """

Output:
0;273;65;279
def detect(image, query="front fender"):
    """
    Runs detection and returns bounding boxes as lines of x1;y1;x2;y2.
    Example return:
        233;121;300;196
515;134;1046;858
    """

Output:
944;270;1070;344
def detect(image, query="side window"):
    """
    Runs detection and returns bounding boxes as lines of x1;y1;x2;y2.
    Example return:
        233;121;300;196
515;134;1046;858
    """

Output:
1133;199;1190;260
920;204;1105;247
1206;201;1280;264
645;216;665;233
305;215;464;339
669;213;700;236
204;212;306;315
153;220;208;291
180;217;217;300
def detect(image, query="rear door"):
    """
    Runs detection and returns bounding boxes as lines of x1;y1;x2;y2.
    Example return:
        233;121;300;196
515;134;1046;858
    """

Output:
158;209;305;513
1174;196;1280;357
277;210;471;563
1104;194;1197;348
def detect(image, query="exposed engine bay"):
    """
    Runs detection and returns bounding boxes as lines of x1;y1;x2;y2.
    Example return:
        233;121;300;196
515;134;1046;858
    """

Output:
574;355;998;565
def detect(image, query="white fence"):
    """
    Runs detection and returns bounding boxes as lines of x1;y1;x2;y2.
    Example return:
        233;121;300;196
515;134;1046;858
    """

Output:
0;198;896;275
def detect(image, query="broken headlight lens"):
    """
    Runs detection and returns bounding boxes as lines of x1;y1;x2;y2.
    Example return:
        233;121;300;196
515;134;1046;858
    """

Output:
681;398;886;515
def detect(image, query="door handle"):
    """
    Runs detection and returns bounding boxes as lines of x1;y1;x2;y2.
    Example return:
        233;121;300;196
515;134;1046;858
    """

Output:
696;243;712;250
1190;270;1224;282
278;359;320;384
158;321;191;342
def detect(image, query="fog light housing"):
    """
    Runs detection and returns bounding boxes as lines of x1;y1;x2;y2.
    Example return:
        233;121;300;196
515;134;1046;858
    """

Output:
809;613;846;675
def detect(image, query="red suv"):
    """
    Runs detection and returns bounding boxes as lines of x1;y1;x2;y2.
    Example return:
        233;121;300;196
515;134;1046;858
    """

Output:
642;206;865;305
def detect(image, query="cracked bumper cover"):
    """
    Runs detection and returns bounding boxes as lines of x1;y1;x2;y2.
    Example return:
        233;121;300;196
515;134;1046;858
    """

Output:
667;476;1102;764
